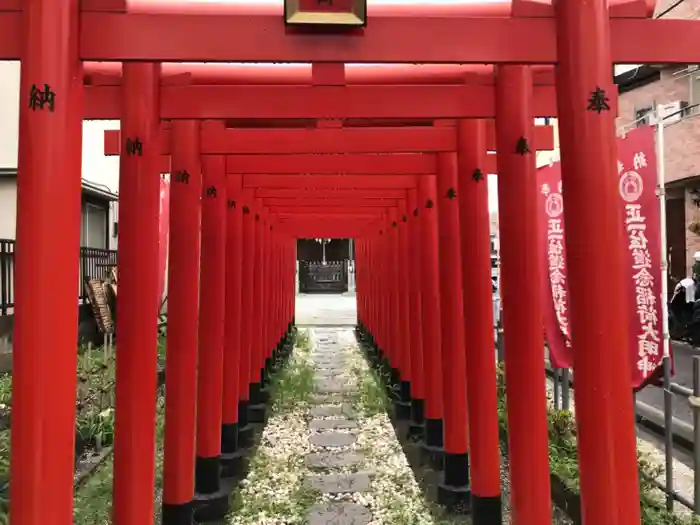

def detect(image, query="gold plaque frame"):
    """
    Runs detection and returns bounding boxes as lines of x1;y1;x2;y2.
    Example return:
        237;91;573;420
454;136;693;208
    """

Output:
284;0;367;27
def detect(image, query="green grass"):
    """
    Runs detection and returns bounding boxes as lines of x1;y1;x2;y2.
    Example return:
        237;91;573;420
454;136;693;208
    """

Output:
351;364;390;417
73;391;166;525
267;329;315;413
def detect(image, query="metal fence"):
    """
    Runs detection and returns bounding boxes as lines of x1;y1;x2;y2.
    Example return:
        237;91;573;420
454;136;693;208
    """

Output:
298;260;349;294
0;239;118;315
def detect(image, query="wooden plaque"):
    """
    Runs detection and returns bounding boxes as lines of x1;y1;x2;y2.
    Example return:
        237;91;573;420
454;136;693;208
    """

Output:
284;0;366;27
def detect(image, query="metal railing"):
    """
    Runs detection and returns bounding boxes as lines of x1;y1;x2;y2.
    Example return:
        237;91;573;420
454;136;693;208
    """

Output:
0;239;118;314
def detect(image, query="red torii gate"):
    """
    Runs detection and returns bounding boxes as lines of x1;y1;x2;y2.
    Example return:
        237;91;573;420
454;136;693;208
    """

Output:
8;0;686;524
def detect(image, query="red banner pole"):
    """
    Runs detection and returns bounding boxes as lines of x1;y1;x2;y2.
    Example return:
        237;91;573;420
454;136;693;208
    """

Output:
406;189;426;437
112;63;162;525
457;119;502;522
495;65;551;525
555;0;642;520
161;120;201;525
418;175;444;461
221;172;245;479
435;152;471;511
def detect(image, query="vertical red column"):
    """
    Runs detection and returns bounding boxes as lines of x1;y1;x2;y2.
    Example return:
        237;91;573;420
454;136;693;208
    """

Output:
555;2;642;522
112;63;161;525
435;151;470;511
495;65;551;525
387;210;402;389
248;203;267;423
237;190;255;446
406;188;426;437
161;120;201;525
194;154;228;519
221;172;245;478
418;176;444;459
457;119;502;523
396;200;412;420
12;0;82;522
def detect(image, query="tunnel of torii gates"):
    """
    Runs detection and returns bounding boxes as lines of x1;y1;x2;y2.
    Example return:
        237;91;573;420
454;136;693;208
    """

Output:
7;0;700;523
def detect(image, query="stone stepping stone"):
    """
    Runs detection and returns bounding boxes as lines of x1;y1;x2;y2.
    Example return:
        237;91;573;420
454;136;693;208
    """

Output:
306;473;371;494
310;418;358;430
305;451;363;468
315;381;357;394
311;394;344;404
309;431;357;448
314;369;346;377
308;503;371;525
310;405;354;418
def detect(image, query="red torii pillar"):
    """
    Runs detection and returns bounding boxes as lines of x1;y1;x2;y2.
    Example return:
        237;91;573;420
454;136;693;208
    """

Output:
406;187;426;438
11;0;83;522
555;2;642;522
435;152;470;510
221;172;246;478
418;175;444;462
495;65;551;525
194;154;229;520
457;119;502;523
238;190;256;442
248;203;268;423
395;200;413;420
387;208;403;394
161;119;202;525
112;63;162;525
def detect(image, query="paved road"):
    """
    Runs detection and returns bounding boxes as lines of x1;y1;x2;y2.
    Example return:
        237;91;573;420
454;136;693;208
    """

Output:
636;340;699;426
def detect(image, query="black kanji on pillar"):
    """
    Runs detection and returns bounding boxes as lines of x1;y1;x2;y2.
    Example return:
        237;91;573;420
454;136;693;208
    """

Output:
174;170;190;184
472;168;484;182
515;137;531;155
125;138;143;156
28;83;56;112
227;199;236;209
446;188;457;199
205;186;217;198
426;199;434;209
587;87;611;113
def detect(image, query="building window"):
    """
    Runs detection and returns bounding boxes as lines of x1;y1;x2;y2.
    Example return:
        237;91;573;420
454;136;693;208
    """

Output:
80;202;108;249
635;106;654;127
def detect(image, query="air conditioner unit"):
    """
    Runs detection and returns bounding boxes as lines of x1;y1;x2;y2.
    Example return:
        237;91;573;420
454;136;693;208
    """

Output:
659;100;689;124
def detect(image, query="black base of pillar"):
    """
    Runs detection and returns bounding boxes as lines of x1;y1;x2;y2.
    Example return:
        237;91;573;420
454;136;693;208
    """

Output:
471;495;502;525
408;398;425;441
438;452;471;513
420;418;444;470
394;401;411;421
437;480;471;514
193;484;231;523
444;452;470;487
238;423;254;448
259;386;270;405
249;382;263;405
220;422;239;455
162;502;194;525
399;380;411;402
195;456;220;495
260;366;269;387
390;367;400;386
220;448;246;480
248;403;267;424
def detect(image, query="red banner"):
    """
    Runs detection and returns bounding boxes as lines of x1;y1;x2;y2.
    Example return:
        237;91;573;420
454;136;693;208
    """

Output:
538;126;667;389
157;177;171;307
